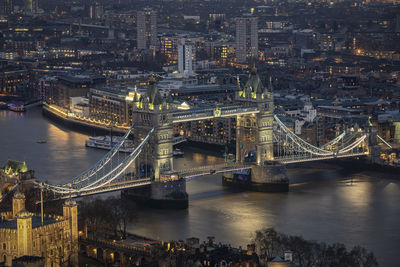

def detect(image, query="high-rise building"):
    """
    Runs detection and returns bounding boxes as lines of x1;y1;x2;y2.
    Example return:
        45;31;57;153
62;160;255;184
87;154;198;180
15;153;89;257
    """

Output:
137;8;157;50
89;2;103;20
0;0;12;16
235;15;258;64
178;39;195;77
25;0;38;14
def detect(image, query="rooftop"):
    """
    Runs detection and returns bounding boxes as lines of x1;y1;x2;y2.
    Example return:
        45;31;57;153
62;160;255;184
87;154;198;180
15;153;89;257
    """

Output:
0;215;59;229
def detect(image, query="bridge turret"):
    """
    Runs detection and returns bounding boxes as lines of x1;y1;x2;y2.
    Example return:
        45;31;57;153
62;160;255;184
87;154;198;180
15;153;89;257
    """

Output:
235;69;274;165
132;77;174;181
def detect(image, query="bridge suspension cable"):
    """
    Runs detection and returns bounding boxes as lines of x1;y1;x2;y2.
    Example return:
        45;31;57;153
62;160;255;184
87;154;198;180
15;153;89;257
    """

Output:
273;115;369;162
61;123;135;186
320;131;346;149
36;127;155;195
377;135;392;149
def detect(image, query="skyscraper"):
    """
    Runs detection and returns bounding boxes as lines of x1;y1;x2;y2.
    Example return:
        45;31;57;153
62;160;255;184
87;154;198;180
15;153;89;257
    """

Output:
0;0;12;16
25;0;38;14
235;15;258;64
137;8;157;50
178;39;195;77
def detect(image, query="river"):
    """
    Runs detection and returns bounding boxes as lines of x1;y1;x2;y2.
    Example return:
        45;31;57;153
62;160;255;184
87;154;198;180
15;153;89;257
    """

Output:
0;107;399;266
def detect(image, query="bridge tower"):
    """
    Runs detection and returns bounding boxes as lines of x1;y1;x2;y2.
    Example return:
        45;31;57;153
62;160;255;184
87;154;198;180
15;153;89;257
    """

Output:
124;78;188;208
130;78;174;180
225;68;288;192
235;68;274;165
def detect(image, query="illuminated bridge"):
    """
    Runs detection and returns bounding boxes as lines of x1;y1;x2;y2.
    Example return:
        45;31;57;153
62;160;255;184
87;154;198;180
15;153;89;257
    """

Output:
30;70;382;202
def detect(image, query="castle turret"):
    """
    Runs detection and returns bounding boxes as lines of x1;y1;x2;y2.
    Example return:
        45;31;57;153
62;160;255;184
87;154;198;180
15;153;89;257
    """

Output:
17;210;33;257
63;200;78;243
63;200;79;265
12;191;26;218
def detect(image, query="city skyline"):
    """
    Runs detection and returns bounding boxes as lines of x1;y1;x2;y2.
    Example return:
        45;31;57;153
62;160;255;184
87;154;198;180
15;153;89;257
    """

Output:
0;0;399;266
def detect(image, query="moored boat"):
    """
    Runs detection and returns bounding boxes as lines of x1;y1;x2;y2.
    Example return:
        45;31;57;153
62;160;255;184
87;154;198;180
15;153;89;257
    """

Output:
173;148;184;157
0;102;7;110
85;135;135;153
8;103;26;112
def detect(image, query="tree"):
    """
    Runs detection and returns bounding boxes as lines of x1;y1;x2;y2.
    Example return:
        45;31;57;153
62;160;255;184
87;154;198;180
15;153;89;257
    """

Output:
108;196;137;239
350;246;378;267
253;228;378;267
253;228;283;260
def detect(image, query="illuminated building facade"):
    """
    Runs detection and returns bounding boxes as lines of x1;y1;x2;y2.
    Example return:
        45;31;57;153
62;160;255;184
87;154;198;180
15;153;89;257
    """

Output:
89;87;130;125
160;36;178;64
0;70;37;100
0;192;78;267
25;0;38;14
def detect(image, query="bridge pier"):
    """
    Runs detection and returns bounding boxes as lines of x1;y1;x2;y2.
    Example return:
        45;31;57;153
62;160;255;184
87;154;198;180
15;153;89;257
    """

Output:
122;179;188;209
222;162;288;192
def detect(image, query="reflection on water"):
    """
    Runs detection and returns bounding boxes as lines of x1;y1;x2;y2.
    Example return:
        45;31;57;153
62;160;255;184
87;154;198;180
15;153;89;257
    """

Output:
1;108;400;266
0;108;105;183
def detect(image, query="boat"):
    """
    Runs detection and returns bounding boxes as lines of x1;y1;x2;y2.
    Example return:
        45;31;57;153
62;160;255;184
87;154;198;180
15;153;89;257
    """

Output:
173;148;184;157
85;135;135;153
8;103;26;112
37;140;47;144
0;102;7;110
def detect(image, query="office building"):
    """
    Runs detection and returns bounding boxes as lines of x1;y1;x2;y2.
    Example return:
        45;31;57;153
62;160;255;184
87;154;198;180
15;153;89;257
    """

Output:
137;8;157;50
178;39;195;77
235;15;258;63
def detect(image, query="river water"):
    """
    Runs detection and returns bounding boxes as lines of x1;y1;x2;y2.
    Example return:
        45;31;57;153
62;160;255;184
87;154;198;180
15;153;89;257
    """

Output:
1;108;399;266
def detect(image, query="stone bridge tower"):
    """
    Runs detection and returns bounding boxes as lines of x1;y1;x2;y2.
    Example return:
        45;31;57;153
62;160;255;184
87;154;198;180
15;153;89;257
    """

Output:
125;78;188;208
235;68;274;165
131;78;174;181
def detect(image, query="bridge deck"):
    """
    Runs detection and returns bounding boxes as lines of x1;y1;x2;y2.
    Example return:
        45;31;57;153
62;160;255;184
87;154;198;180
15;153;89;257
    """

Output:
176;162;252;179
276;152;368;164
172;105;259;123
54;178;152;200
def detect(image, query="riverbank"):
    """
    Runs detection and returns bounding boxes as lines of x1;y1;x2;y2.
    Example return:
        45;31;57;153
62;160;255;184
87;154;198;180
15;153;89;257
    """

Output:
42;104;127;136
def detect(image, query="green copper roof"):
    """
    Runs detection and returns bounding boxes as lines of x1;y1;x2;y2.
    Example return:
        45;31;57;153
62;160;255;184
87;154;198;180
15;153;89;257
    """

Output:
2;160;28;175
146;82;163;106
244;69;265;94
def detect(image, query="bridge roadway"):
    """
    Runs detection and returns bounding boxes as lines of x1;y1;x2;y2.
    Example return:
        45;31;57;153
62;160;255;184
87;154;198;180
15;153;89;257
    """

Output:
172;104;259;123
46;152;368;200
176;162;252;180
53;178;152;200
275;151;368;164
51;163;252;199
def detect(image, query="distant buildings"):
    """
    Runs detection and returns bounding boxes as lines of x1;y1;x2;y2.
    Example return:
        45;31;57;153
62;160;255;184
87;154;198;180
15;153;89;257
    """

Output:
0;70;37;101
137;8;157;50
235;15;258;63
25;0;38;14
0;0;12;16
89;2;104;20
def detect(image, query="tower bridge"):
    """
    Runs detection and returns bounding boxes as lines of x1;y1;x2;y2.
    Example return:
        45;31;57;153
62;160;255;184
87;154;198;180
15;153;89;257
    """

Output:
32;70;375;208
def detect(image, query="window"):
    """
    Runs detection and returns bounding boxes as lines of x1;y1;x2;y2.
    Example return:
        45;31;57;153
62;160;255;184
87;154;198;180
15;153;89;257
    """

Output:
2;243;5;250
